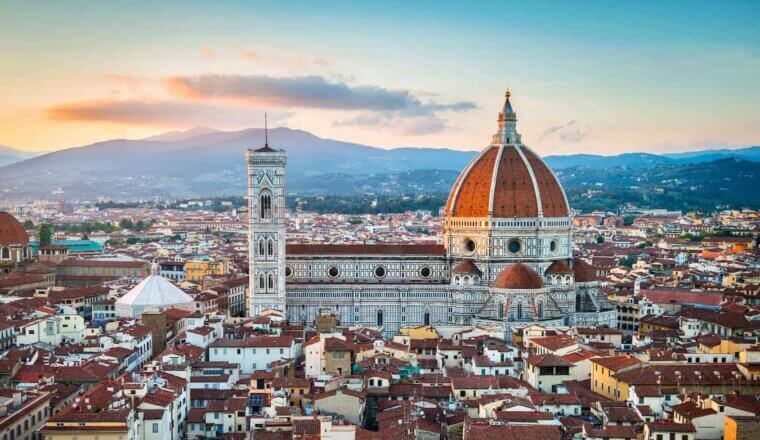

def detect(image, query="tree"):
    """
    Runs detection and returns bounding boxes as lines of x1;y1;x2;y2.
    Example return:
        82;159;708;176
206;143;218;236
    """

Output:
119;218;134;230
619;255;637;267
125;237;138;245
37;223;53;247
22;220;34;229
596;236;605;244
623;215;635;226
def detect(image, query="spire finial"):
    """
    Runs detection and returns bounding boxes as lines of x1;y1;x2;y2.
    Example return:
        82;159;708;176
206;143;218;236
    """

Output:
264;112;269;147
505;87;511;99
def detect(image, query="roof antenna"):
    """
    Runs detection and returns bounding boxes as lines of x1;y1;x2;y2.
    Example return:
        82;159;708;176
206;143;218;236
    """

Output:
264;112;269;147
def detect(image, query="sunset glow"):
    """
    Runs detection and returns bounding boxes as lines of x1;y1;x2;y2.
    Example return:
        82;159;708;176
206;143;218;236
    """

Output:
0;1;758;154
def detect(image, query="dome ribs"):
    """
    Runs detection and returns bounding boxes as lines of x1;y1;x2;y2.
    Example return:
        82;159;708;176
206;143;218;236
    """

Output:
522;148;569;217
492;146;538;218
451;146;499;217
445;92;570;220
493;262;544;289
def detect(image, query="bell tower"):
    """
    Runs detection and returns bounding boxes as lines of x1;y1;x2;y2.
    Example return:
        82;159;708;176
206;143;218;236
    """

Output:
247;118;287;316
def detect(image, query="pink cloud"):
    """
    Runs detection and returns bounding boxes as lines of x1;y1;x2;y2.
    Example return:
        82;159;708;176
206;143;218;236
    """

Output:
200;47;215;60
242;49;258;60
45;98;288;128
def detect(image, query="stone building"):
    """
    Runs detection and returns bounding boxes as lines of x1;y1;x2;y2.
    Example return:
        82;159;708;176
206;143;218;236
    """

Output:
247;91;616;335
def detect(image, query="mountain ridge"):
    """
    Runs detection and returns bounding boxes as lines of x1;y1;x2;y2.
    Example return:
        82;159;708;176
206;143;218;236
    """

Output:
0;126;757;200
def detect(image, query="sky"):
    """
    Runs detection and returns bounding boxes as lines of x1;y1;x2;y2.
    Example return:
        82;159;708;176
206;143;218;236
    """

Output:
0;1;758;155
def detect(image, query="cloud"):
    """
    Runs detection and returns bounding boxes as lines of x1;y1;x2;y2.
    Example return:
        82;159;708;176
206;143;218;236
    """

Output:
242;49;258;60
200;47;215;60
538;124;564;142
163;74;475;115
539;120;588;143
45;99;288;128
313;57;329;66
334;113;447;136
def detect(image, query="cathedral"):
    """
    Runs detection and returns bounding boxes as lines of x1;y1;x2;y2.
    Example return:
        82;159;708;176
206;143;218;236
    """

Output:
246;91;616;335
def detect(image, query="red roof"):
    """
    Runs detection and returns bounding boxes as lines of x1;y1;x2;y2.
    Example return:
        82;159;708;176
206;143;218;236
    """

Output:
545;260;572;275
590;355;641;372
493;263;544;289
463;418;561;440
286;243;445;256
526;353;574;368
572;258;598;282
0;212;29;245
531;335;577;351
452;259;482;275
647;420;696;433
638;288;724;307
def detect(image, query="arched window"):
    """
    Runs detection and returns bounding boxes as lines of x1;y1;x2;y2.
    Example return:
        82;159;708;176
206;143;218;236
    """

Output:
517;303;523;320
424;312;431;326
537;301;544;318
377;310;384;326
258;274;266;290
260;190;272;219
498;302;505;319
258;239;265;257
575;294;582;312
268;238;274;257
0;247;8;259
268;274;275;290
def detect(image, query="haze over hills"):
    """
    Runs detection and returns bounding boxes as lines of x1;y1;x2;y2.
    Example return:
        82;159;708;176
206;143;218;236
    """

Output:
0;127;757;206
0;145;36;167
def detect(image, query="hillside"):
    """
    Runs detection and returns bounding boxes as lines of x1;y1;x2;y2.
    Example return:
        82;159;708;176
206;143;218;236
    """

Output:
0;128;474;199
0;127;757;210
0;145;35;167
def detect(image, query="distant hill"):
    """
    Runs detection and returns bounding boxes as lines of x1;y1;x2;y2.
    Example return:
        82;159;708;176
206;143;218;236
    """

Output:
543;146;760;169
0;127;474;199
544;152;673;169
0;145;35;167
0;126;757;206
558;157;760;212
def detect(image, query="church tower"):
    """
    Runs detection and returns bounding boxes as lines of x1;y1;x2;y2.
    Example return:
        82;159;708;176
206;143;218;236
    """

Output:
246;123;287;316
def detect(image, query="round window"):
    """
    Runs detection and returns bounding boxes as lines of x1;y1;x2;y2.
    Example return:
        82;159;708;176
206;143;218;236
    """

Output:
550;240;558;253
463;238;476;254
327;266;340;278
419;267;431;278
508;239;522;254
285;266;293;277
374;266;386;278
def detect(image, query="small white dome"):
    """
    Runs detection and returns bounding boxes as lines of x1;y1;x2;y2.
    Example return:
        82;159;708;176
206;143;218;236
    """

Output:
116;271;193;317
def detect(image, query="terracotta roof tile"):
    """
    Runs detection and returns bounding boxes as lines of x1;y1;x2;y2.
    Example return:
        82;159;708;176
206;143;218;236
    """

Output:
0;212;29;245
493;263;544;289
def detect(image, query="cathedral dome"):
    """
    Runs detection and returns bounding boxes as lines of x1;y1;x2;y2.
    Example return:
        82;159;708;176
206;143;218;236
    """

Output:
0;212;29;245
545;260;572;275
572;258;598;282
452;259;482;275
493;263;544;290
445;91;568;219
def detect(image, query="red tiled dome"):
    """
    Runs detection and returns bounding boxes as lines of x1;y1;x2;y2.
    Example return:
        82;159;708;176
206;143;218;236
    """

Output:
445;144;568;218
545;260;572;275
445;92;568;219
0;212;28;245
452;259;482;275
493;263;544;290
572;258;598;282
